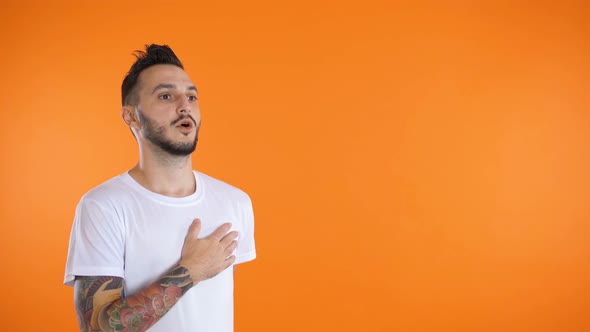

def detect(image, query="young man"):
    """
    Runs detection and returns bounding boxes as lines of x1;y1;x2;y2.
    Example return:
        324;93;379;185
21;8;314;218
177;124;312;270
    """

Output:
64;44;256;332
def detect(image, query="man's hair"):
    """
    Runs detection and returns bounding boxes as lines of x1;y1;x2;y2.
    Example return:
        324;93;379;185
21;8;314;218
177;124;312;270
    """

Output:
121;44;184;106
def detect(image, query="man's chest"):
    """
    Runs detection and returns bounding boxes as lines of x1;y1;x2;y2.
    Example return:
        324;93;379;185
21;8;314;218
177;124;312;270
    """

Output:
119;198;240;293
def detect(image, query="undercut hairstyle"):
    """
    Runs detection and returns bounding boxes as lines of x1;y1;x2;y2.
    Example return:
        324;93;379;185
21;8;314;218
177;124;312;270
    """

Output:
121;44;184;106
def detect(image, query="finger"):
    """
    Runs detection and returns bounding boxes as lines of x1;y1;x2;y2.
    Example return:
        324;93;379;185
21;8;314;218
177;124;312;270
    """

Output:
186;219;201;238
209;222;232;240
224;240;238;256
220;231;238;247
222;255;237;270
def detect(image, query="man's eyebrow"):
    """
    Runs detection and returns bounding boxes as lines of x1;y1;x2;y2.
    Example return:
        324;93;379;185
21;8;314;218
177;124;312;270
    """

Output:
151;84;198;94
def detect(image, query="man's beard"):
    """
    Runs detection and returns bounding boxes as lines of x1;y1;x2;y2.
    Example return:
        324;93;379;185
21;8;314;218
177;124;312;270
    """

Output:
137;108;199;156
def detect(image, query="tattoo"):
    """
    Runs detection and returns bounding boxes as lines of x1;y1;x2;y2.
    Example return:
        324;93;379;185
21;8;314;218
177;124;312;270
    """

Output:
75;266;193;332
159;266;193;291
105;266;193;331
75;276;124;332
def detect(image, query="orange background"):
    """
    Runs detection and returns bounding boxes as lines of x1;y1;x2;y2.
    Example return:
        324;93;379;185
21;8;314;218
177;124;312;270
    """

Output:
1;1;589;331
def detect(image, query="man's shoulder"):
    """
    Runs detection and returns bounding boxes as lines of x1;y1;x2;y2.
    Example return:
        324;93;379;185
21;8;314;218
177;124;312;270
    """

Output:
79;173;131;205
195;171;251;203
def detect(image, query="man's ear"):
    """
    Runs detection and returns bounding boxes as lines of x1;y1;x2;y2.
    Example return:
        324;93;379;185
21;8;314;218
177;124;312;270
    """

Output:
121;105;140;130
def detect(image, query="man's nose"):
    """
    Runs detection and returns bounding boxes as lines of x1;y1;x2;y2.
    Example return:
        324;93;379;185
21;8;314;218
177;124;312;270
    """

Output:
177;98;192;114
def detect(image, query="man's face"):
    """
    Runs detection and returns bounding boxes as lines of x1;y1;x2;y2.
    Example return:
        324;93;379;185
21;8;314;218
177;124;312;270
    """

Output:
133;64;201;156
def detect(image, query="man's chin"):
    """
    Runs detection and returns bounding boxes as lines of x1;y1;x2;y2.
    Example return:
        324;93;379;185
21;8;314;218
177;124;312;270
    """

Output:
153;141;197;156
168;144;197;156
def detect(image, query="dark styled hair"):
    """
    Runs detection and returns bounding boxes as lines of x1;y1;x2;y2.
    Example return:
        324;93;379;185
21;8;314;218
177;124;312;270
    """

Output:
121;44;184;106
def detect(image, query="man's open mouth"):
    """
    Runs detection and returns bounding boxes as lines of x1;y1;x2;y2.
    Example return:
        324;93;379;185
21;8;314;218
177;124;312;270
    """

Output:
177;119;194;129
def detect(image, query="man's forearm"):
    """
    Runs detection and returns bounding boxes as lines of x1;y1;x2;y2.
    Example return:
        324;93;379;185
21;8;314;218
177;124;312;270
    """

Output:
76;265;194;332
100;265;193;331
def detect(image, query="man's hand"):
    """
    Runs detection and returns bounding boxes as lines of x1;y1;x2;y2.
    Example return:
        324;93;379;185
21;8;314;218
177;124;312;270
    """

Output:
179;219;238;283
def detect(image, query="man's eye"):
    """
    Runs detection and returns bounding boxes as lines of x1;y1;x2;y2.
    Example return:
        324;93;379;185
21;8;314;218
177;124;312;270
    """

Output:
160;94;171;100
188;96;198;102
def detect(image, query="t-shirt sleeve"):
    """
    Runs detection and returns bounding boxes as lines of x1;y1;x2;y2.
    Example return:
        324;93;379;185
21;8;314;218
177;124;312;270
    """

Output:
234;195;256;265
64;196;125;286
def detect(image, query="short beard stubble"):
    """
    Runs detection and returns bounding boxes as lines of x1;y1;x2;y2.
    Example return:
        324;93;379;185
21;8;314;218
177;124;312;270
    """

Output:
136;107;199;156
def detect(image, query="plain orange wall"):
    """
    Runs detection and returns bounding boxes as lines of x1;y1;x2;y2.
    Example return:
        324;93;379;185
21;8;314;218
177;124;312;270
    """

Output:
1;1;589;331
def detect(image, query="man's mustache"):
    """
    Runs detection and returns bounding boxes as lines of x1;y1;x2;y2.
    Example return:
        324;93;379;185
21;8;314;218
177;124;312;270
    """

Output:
171;114;197;126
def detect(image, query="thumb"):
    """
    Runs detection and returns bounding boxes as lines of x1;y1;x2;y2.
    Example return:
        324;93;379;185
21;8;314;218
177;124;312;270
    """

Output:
187;218;201;238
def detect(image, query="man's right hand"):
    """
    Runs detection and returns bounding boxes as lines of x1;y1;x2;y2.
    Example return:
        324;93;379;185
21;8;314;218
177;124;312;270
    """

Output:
179;219;238;283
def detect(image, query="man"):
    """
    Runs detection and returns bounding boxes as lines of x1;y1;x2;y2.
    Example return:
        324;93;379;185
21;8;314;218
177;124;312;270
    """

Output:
64;44;256;332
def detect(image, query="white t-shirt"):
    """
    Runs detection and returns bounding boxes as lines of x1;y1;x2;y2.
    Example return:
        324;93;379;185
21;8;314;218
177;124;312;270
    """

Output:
64;171;256;331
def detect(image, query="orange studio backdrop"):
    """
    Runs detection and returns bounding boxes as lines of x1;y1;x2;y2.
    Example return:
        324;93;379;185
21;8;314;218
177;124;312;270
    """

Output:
1;1;589;331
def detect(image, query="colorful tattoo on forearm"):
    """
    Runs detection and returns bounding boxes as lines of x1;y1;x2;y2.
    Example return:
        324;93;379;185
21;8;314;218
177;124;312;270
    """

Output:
105;266;193;331
76;276;124;331
75;266;193;332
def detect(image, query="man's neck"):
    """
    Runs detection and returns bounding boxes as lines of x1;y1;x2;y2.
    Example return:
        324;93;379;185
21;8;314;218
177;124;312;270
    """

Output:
129;148;196;198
